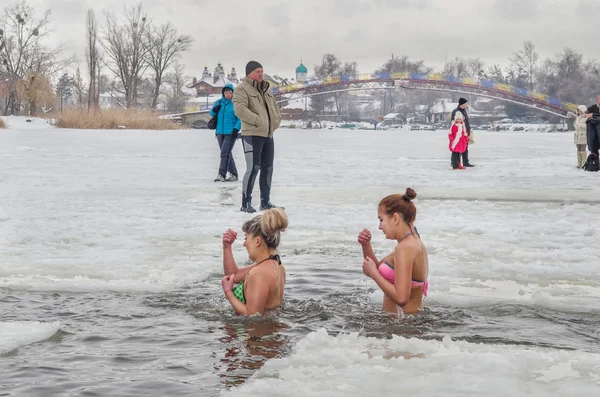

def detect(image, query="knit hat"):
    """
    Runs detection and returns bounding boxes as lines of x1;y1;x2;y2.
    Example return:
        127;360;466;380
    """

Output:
245;61;263;76
458;98;468;106
577;105;587;113
454;112;464;120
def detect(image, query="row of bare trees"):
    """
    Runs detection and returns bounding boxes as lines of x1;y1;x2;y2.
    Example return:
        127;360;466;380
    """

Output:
84;3;193;111
309;42;600;121
0;1;193;116
0;2;73;115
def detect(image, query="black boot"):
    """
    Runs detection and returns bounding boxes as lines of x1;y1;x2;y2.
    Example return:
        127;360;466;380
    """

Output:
240;194;256;213
260;201;285;211
462;149;475;167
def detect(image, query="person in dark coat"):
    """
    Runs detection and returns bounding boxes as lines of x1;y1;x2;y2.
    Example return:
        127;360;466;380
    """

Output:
450;98;475;167
585;96;600;157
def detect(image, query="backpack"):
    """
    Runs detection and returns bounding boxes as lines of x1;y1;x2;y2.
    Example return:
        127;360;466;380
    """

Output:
583;153;599;172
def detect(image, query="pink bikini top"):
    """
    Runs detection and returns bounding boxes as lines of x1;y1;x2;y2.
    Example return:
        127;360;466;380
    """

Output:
378;261;428;297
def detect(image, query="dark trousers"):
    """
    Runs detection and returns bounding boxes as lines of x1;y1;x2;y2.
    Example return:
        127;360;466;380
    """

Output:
216;133;238;178
241;135;274;205
451;152;462;169
462;143;470;165
587;122;600;157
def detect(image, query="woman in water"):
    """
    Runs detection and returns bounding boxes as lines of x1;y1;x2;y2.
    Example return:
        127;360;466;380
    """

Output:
221;208;288;315
358;188;429;314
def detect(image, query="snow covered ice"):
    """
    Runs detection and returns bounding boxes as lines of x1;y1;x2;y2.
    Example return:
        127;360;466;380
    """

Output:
222;328;600;397
3;124;597;298
0;321;61;354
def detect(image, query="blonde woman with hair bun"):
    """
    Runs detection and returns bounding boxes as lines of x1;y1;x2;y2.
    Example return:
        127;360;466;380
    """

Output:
221;208;288;315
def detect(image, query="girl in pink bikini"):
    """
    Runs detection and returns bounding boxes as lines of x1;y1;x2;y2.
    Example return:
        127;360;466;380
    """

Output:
358;188;429;315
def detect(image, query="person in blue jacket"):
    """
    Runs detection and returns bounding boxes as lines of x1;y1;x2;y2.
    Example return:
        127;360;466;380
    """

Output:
210;84;241;182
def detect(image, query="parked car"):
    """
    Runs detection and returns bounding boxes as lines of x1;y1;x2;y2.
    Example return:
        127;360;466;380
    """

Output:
190;120;208;129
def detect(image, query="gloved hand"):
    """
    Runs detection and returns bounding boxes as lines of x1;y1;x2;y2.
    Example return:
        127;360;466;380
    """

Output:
232;128;239;134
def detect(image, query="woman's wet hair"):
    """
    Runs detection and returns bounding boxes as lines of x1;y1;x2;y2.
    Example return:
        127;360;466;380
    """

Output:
379;188;418;225
242;208;288;249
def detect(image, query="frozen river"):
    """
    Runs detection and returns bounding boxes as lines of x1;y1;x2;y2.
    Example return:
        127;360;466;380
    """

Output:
1;119;599;396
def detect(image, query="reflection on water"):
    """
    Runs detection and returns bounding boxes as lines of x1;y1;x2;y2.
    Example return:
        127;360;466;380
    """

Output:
214;320;291;389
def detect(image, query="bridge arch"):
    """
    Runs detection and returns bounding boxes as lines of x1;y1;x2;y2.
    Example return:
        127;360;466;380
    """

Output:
273;72;578;118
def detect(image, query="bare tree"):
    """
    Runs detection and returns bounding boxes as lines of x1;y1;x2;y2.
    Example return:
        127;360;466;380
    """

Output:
378;54;431;74
163;61;189;113
0;1;68;115
18;71;56;115
313;54;359;117
505;64;529;88
102;3;151;108
314;53;342;78
403;90;439;123
376;54;433;113
314;54;341;116
85;8;100;110
342;61;358;77
554;48;584;81
442;57;469;78
581;59;600;104
509;41;539;91
144;22;192;110
467;58;485;79
486;64;506;83
309;93;328;115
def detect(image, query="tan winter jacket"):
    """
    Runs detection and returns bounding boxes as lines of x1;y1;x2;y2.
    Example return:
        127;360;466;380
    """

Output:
232;77;281;137
574;109;588;145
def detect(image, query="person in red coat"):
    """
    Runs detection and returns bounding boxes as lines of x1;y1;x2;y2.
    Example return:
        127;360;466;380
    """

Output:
448;112;469;170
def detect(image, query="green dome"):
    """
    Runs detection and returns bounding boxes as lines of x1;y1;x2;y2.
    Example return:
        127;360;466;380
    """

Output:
296;62;307;73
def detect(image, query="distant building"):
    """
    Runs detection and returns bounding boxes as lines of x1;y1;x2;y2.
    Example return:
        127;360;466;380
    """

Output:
226;67;239;84
99;91;126;109
430;99;457;123
189;63;239;97
296;61;308;82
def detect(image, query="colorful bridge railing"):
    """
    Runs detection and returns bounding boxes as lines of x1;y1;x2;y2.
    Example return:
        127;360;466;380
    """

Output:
272;72;578;115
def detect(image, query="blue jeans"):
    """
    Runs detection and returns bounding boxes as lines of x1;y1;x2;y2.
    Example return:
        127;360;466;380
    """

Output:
216;133;238;177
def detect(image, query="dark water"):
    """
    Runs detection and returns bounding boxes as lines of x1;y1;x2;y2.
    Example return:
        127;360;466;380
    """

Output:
2;263;599;397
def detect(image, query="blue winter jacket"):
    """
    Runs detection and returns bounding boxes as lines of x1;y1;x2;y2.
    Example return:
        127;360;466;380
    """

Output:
209;84;241;135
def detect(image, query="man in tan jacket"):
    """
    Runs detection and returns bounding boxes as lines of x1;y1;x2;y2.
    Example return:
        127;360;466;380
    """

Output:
233;61;282;213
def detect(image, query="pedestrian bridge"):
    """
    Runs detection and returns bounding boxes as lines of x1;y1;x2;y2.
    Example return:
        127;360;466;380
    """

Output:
274;72;578;118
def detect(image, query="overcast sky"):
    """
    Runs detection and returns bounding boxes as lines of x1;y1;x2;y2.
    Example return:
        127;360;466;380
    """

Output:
21;0;600;81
